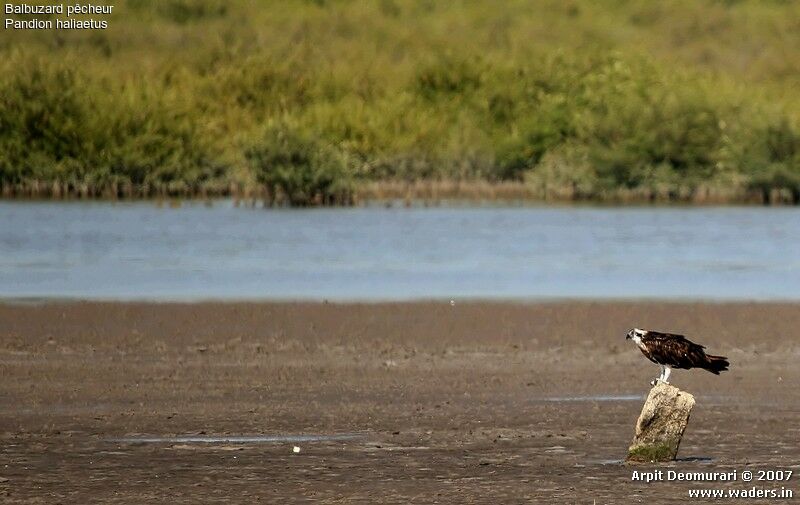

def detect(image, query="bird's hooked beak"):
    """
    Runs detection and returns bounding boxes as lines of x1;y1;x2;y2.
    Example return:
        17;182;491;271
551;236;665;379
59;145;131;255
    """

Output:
625;329;633;340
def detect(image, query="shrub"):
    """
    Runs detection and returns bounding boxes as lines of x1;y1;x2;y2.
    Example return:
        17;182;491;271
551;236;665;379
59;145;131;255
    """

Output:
127;0;228;23
246;124;356;206
742;118;800;202
3;1;800;204
0;52;224;194
415;56;485;100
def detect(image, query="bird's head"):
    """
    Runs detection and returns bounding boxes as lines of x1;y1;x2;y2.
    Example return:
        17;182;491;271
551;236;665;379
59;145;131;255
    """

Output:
626;328;646;341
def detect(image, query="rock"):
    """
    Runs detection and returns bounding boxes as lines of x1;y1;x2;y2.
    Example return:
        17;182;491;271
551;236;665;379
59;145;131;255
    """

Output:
626;383;695;463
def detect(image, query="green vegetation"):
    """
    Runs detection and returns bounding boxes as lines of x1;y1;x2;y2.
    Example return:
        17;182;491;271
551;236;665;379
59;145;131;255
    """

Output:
245;123;356;206
627;442;678;463
1;0;800;204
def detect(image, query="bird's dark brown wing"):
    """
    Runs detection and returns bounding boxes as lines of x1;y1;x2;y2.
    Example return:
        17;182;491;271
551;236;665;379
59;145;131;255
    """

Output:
641;331;709;370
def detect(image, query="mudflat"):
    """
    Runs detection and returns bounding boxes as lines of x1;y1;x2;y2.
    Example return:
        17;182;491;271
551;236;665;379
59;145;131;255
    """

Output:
1;301;798;503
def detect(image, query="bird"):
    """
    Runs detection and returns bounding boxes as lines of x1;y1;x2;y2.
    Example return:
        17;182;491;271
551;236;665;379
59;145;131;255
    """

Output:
626;328;729;385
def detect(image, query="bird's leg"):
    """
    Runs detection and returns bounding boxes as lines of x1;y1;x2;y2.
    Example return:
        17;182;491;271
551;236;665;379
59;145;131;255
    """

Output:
662;366;671;384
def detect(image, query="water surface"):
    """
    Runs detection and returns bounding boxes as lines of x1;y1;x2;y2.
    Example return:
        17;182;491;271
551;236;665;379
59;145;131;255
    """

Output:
1;201;798;300
109;434;363;444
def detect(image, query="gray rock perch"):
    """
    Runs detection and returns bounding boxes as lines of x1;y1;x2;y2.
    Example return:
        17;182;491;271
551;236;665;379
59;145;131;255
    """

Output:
626;383;695;463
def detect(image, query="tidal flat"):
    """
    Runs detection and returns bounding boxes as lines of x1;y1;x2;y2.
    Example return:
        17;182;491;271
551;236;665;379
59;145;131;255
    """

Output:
1;301;798;503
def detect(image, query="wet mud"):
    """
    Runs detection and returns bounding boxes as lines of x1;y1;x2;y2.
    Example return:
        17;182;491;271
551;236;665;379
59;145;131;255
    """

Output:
1;301;798;503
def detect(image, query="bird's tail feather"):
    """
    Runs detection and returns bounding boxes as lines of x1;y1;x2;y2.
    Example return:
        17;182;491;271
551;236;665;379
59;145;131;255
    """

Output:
704;354;729;375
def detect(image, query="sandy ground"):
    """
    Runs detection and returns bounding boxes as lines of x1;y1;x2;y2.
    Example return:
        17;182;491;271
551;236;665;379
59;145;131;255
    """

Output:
1;301;798;503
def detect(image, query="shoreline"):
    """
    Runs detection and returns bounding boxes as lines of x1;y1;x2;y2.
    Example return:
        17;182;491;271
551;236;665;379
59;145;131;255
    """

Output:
2;179;798;206
3;296;800;305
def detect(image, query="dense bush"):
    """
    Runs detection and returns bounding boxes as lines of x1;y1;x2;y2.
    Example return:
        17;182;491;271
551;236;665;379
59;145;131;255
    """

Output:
127;0;228;23
1;0;800;203
246;124;356;206
0;53;223;195
742;119;800;203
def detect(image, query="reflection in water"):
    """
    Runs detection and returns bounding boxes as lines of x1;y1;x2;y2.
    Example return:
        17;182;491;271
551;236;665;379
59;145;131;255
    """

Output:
1;201;798;300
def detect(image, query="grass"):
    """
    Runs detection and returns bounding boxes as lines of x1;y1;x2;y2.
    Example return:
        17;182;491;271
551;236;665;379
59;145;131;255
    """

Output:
1;0;799;204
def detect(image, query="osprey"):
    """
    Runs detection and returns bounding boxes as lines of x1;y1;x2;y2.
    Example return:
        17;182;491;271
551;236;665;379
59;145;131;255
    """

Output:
626;328;729;385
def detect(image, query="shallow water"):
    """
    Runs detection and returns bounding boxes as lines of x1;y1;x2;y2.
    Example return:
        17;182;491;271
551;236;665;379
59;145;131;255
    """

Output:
541;395;644;402
1;201;798;300
108;434;364;444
